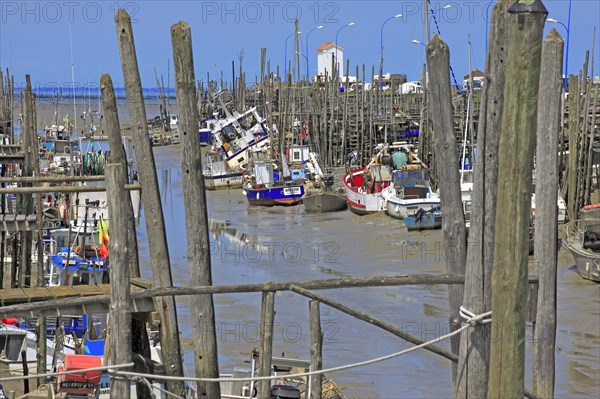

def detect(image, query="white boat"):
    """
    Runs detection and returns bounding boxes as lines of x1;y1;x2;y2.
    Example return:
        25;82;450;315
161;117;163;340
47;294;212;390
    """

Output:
381;168;439;220
202;152;243;190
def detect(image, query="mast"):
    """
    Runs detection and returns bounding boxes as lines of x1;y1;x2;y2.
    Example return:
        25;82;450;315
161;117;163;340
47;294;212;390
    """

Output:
69;22;77;135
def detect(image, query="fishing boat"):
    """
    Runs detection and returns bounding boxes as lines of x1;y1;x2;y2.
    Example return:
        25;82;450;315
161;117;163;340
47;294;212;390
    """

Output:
242;160;305;206
203;151;243;190
208;102;271;170
404;206;442;231
563;204;600;282
343;146;394;215
381;168;439;219
303;174;348;213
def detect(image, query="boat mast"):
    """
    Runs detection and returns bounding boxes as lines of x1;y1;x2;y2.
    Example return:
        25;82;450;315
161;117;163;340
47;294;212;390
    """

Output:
69;22;77;135
460;38;473;184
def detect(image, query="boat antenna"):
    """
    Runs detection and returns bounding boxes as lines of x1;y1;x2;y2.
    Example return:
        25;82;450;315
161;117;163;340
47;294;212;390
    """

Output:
69;22;77;134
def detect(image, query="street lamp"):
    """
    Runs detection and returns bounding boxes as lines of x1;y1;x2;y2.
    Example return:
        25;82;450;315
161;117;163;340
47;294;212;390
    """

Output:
335;22;355;79
547;16;571;92
284;31;301;79
379;13;402;92
411;39;426;47
428;4;452;41
305;25;323;82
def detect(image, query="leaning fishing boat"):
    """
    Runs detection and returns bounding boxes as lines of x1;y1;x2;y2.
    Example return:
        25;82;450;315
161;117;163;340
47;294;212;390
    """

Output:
303;175;348;213
563;204;600;282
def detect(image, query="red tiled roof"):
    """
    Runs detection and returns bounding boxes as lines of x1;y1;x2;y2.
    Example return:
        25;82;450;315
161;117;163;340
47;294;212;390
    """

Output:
317;41;343;51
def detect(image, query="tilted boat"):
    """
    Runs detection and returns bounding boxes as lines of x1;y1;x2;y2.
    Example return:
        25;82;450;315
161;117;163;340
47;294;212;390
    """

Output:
203;152;243;190
563;204;600;282
381;168;439;220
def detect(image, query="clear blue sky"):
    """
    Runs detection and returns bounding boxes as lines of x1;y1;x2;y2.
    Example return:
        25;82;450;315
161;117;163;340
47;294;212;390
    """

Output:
1;0;598;92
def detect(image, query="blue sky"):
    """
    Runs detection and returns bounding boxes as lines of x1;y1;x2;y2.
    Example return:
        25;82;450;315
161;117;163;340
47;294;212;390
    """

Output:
0;0;598;92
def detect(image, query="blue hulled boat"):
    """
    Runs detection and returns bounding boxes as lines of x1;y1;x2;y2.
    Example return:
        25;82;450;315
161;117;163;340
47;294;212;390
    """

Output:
403;207;442;231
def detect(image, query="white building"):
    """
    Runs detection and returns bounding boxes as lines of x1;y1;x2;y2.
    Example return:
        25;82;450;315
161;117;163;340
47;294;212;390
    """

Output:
316;42;344;81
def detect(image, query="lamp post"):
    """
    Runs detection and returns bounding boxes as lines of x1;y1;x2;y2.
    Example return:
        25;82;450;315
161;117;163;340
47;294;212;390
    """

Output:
284;31;301;79
428;4;452;42
547;13;571;92
305;25;323;82
335;22;355;80
379;13;402;92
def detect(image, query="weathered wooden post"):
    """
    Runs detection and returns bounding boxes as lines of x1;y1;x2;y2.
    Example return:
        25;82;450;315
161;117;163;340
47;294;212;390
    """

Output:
21;76;34;288
426;35;467;379
309;300;322;399
106;163;132;399
258;292;275;399
171;21;221;397
489;1;547;398
455;1;510;397
115;9;185;395
101;73;152;399
532;28;564;399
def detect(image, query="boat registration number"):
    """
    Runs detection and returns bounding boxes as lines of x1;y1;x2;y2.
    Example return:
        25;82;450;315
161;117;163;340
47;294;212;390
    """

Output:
283;187;301;196
60;381;97;389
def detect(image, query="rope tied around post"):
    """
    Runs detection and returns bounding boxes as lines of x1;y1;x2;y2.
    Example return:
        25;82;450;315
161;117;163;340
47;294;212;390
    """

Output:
459;306;492;326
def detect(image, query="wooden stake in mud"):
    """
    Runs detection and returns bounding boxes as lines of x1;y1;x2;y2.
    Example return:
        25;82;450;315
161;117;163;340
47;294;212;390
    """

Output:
258;291;275;399
455;1;510;397
171;21;221;398
101;73;152;399
105;163;132;399
426;35;467;380
309;300;323;399
489;1;547;398
532;28;563;399
115;9;185;395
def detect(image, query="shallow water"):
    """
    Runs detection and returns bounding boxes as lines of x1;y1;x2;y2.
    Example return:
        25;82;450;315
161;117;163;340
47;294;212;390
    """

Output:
134;145;599;399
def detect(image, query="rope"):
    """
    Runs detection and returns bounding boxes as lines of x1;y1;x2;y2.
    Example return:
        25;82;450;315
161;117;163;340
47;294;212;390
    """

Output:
113;310;492;383
0;362;134;383
428;1;462;94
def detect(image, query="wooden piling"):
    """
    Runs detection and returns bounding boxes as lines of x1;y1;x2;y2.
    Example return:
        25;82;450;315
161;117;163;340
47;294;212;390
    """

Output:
115;9;184;395
426;35;467;380
532;28;564;399
258;291;275;399
101;73;152;399
171;21;221;397
105;163;132;399
455;1;510;397
309;300;323;399
489;2;547;398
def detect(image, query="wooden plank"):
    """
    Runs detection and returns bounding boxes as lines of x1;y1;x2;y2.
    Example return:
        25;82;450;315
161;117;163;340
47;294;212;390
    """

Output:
309;300;323;399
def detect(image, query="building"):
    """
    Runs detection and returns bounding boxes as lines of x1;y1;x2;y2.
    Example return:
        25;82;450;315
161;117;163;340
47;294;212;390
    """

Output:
373;73;408;92
316;42;344;81
463;69;485;91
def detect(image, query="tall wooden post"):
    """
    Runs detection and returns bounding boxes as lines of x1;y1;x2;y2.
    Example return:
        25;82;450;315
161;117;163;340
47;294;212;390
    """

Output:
258;292;275;399
532;29;563;399
105;163;132;399
309;300;323;399
171;21;221;398
489;2;547;398
22;76;34;288
426;35;467;380
115;9;185;395
455;1;510;397
101;73;152;399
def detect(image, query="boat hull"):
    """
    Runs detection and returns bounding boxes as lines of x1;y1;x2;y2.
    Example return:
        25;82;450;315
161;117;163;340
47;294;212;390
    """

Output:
243;184;305;206
303;191;347;213
204;172;244;190
343;168;390;215
564;237;600;283
404;214;442;231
